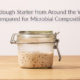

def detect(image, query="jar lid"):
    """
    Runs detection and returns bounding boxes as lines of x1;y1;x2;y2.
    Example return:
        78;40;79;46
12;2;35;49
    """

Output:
18;31;54;38
19;31;53;35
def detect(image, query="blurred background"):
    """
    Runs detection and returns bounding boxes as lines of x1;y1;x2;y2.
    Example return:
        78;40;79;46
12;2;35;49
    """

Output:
0;0;80;55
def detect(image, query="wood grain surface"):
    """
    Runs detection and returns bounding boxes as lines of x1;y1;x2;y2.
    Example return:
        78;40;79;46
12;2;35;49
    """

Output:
0;56;80;80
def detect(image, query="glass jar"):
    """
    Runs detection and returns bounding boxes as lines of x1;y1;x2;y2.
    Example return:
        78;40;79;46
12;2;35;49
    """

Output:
10;31;61;68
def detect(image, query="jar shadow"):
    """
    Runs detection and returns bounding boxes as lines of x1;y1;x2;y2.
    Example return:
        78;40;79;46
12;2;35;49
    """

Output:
20;65;80;69
53;65;80;69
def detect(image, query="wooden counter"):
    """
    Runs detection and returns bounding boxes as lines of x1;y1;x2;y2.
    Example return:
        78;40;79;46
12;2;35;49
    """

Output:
0;56;80;80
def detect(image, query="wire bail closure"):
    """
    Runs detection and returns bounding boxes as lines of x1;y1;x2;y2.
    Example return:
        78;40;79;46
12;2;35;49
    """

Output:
54;32;61;61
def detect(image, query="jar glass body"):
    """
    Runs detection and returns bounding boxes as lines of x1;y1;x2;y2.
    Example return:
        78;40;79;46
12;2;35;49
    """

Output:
17;31;54;68
18;43;54;68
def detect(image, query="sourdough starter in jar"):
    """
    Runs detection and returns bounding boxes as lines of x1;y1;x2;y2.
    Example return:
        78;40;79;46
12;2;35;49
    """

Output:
18;43;54;68
11;31;61;68
17;31;54;68
18;52;53;68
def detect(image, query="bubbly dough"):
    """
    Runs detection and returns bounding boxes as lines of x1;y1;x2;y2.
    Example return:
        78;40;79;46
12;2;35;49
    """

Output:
18;52;53;68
